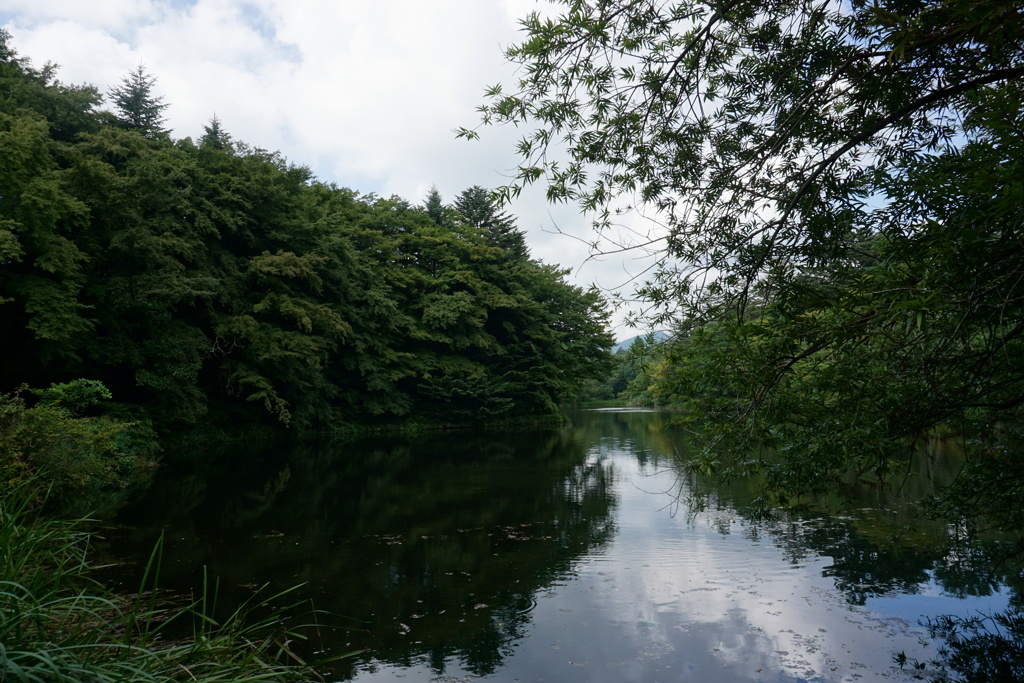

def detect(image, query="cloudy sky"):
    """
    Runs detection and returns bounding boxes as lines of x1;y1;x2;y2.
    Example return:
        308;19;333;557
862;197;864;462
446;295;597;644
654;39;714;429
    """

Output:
1;0;665;340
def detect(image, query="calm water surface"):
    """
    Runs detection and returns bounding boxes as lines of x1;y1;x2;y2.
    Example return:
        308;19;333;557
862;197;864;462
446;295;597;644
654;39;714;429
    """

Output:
102;409;1020;682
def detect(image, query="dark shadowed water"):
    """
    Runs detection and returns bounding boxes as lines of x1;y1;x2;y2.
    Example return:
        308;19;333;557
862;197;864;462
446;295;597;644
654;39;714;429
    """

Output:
100;408;1021;682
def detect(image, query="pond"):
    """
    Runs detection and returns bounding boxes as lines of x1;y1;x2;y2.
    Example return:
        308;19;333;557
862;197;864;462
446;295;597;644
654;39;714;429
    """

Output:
100;408;1021;682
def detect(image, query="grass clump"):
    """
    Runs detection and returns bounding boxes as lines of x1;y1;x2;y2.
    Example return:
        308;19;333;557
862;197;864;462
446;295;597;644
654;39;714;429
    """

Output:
0;483;328;682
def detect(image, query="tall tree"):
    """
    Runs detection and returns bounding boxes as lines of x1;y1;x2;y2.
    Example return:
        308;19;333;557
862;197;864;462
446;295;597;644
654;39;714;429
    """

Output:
453;186;529;262
423;185;450;226
200;113;232;150
108;65;168;138
463;0;1024;528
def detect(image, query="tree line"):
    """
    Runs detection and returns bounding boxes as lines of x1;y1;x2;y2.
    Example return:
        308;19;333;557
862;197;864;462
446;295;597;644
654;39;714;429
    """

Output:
0;30;615;437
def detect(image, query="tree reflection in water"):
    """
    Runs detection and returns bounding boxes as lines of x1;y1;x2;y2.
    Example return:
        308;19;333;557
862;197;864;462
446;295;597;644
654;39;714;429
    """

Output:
100;409;1023;681
613;409;1024;682
896;609;1024;682
584;407;1024;610
102;425;616;679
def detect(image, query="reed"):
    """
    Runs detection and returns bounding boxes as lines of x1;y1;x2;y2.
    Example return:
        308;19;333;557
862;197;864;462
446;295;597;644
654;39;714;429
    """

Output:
0;483;333;682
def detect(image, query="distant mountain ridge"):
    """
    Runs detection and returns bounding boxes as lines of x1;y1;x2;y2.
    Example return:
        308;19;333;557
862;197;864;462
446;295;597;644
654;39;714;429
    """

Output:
611;331;669;354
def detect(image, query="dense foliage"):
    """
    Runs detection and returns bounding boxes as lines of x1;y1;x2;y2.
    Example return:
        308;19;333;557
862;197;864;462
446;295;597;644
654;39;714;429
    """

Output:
0;380;153;506
574;333;663;404
0;31;614;437
462;0;1024;530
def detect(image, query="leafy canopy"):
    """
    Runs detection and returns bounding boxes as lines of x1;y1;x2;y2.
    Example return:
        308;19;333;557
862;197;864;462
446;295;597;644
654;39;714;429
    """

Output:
463;0;1024;527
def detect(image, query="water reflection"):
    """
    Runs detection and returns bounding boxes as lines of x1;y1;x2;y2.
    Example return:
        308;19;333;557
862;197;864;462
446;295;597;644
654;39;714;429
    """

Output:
100;410;1021;682
566;409;1024;608
103;426;616;678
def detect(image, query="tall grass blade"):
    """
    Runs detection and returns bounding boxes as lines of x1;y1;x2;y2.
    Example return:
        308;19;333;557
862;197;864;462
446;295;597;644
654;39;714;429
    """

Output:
1;480;343;682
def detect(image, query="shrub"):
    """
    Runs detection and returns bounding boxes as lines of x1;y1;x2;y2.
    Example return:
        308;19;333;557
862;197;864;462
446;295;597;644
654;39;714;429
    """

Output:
0;380;154;506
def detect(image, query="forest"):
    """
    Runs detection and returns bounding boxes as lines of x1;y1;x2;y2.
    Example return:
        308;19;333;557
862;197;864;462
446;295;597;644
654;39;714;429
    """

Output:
0;29;615;456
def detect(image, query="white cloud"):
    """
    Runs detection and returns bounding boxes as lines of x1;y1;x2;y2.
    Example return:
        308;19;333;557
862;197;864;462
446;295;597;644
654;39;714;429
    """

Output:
0;0;159;34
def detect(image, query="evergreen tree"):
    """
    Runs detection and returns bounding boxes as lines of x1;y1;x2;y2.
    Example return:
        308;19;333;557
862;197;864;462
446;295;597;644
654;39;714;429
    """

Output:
108;65;168;137
424;185;449;226
453;186;529;262
200;113;231;150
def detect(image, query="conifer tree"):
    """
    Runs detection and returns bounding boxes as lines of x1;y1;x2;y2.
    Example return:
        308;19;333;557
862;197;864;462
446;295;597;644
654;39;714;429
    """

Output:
201;113;232;150
424;185;450;226
108;65;168;137
454;186;529;262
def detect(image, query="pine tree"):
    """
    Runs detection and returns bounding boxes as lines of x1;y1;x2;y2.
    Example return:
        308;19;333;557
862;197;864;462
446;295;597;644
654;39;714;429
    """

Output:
424;185;449;226
108;65;168;137
201;113;232;150
453;186;529;262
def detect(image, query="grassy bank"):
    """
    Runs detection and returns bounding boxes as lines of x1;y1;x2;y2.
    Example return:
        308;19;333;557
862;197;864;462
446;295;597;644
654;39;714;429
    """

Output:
0;483;329;682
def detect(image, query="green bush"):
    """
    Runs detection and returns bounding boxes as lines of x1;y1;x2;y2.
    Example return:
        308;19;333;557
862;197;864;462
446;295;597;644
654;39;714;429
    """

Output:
0;380;154;504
